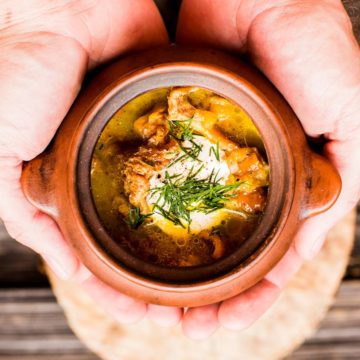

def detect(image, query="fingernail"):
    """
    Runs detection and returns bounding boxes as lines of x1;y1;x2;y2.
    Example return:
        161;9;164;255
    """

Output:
304;234;326;260
43;255;74;280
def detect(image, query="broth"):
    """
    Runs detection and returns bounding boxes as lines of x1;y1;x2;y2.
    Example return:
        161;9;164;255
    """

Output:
91;87;269;267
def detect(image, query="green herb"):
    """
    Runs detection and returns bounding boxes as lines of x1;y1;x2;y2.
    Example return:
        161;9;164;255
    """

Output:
180;139;203;159
149;166;241;229
127;206;152;229
168;141;203;168
168;119;194;142
152;204;186;228
209;141;220;161
167;118;204;167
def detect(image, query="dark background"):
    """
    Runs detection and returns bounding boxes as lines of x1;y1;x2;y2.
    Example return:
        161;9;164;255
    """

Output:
0;0;360;359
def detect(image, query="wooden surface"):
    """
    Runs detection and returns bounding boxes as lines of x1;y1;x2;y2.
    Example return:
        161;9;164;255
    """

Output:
0;0;359;359
0;204;358;360
0;283;360;360
46;211;355;360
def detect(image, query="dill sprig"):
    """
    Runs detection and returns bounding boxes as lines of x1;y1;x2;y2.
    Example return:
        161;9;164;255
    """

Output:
168;118;194;142
127;206;152;229
149;166;241;228
167;118;203;167
168;141;203;167
209;141;220;161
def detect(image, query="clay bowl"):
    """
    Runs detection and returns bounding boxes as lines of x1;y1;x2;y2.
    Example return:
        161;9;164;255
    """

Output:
21;47;341;307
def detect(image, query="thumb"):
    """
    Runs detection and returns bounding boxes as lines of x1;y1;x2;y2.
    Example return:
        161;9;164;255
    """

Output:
0;157;79;279
296;137;360;259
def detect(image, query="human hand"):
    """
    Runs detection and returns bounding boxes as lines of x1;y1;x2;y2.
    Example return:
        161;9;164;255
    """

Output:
177;0;360;339
0;0;184;327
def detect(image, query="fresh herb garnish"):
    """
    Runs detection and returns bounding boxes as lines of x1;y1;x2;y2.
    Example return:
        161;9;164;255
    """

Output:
127;206;152;229
168;141;203;168
167;118;203;167
152;204;186;228
209;141;220;161
149;166;241;229
168;119;194;142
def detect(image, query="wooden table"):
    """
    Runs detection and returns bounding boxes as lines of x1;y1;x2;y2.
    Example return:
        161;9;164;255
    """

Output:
0;205;359;360
0;1;359;359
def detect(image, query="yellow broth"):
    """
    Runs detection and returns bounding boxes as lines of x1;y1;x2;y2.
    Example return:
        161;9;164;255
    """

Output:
91;87;269;267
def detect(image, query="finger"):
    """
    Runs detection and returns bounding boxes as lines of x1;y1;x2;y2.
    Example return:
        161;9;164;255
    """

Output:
219;245;301;330
83;0;169;65
295;212;341;260
182;304;219;340
0;32;87;160
6;0;169;67
147;304;183;327
265;245;303;288
177;0;243;51
218;279;280;331
76;264;147;324
0;158;79;280
55;0;169;67
296;138;360;259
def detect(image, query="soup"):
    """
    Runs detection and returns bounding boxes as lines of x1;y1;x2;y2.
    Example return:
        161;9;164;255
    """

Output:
90;87;269;267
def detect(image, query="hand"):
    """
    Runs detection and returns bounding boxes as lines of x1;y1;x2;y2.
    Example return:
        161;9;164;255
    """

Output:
0;0;183;327
177;0;360;339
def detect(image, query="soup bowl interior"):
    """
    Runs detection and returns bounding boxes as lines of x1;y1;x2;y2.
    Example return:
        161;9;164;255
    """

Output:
76;64;291;284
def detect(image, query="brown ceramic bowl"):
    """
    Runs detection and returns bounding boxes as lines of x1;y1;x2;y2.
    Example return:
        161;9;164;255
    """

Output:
21;47;341;307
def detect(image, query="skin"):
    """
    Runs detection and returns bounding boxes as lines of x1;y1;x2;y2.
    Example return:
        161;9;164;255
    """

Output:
177;0;360;339
0;0;359;339
0;0;182;327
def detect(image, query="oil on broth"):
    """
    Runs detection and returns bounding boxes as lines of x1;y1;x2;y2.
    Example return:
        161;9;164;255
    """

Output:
91;87;269;267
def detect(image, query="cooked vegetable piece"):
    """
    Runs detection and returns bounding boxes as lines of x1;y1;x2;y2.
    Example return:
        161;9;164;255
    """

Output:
133;104;169;146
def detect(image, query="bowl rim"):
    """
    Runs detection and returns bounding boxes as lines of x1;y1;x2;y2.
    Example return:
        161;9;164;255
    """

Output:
25;46;311;306
74;62;294;287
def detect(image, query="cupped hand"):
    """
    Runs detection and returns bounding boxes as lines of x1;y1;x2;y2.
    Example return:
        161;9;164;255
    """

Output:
0;0;182;327
177;0;360;339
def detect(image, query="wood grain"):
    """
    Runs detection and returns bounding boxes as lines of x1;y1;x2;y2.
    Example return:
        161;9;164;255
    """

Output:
1;282;360;359
0;225;48;288
0;289;96;357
